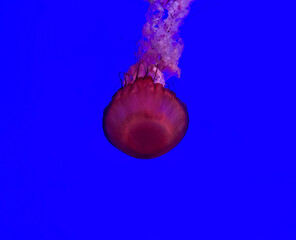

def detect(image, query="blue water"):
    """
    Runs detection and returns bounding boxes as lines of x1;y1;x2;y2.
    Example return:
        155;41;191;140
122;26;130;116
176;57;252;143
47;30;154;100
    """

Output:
1;0;295;239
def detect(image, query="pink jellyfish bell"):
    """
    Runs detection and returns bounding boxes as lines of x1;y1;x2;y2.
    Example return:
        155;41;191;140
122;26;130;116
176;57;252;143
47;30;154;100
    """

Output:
103;74;189;159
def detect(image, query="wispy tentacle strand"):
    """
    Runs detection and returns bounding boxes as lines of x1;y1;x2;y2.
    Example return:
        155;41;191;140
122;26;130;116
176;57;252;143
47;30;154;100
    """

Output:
126;0;194;85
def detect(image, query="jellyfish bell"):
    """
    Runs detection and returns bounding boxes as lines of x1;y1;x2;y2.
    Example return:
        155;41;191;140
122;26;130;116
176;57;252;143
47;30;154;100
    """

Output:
103;75;189;159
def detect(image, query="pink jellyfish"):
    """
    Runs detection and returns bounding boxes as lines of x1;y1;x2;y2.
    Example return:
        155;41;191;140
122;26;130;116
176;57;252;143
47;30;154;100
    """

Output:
103;0;193;159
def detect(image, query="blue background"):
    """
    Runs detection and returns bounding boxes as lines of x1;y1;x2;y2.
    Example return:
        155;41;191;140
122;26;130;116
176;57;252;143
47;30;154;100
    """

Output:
1;0;295;239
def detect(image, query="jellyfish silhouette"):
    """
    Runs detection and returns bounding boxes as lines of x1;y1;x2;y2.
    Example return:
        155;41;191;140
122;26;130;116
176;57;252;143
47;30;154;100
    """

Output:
103;0;193;159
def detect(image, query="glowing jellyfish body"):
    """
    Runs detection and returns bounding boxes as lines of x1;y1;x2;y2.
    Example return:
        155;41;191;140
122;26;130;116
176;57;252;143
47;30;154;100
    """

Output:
103;0;193;159
103;76;188;159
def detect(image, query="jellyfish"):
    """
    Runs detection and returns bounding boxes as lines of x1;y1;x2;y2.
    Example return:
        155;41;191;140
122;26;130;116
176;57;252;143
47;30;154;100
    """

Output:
103;0;194;159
